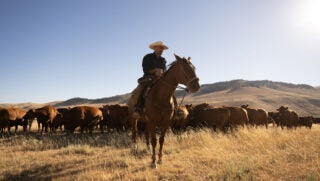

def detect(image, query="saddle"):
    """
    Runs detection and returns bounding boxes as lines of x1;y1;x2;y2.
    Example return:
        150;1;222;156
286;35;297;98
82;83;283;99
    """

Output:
138;75;158;96
135;75;157;113
136;75;183;117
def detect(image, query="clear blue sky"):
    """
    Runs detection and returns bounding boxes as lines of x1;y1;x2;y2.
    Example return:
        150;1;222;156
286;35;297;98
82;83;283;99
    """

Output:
1;0;319;103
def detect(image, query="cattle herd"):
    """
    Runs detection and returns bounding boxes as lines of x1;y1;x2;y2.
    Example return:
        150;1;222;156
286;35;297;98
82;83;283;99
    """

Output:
0;103;318;136
172;104;316;133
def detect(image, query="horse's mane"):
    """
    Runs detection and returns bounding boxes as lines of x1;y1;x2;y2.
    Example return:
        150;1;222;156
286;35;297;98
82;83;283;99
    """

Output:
166;57;194;73
153;57;193;86
167;60;178;71
158;57;193;82
149;60;179;88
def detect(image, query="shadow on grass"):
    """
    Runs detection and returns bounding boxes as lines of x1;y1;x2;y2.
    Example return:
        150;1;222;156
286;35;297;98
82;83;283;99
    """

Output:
0;131;133;151
0;160;85;181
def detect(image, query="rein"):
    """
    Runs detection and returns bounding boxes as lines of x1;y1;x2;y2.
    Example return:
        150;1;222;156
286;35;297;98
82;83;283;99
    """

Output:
178;90;187;108
159;78;189;108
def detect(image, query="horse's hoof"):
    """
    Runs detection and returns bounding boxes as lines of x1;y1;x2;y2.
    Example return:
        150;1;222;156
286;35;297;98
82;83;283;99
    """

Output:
130;144;138;154
131;144;138;150
157;160;162;165
151;162;157;169
146;147;151;154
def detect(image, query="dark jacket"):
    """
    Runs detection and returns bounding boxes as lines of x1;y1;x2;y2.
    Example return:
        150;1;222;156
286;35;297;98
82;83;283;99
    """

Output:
142;53;166;75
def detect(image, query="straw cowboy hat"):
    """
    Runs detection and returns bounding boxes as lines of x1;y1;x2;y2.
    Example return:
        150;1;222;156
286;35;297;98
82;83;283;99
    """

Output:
149;41;168;50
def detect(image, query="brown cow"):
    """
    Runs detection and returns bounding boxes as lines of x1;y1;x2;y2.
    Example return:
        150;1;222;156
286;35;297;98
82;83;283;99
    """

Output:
0;109;6;133
57;108;69;115
24;105;58;134
299;116;313;129
51;113;63;132
0;107;4;133
313;117;320;124
171;105;189;133
101;104;130;132
0;108;27;134
0;106;4;132
185;103;207;128
98;107;110;133
277;106;299;129
224;106;249;130
241;105;268;128
63;106;103;134
51;108;70;132
268;112;279;127
186;103;230;132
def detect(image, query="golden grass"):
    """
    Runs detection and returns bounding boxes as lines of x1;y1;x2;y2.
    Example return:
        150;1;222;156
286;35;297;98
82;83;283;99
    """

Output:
0;125;319;181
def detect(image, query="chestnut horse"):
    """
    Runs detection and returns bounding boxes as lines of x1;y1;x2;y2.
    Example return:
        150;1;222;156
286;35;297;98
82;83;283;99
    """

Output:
128;54;200;168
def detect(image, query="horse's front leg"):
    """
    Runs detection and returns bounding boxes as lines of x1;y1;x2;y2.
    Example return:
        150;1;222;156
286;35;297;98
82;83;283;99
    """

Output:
144;122;152;153
150;126;157;168
158;126;169;165
131;118;138;144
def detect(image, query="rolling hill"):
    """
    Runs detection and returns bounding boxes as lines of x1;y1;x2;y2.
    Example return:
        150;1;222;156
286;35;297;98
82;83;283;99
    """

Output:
181;80;320;116
1;80;320;116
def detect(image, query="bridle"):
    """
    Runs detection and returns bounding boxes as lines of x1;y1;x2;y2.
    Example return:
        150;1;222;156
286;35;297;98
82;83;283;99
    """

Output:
185;77;199;91
158;58;199;107
159;60;198;90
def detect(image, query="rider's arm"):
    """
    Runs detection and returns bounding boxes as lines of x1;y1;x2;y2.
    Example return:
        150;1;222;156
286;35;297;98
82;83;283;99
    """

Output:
142;54;154;74
142;54;167;75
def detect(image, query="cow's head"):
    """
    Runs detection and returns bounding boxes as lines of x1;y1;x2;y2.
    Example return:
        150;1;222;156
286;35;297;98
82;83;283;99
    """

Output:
52;113;63;131
241;104;249;109
184;104;194;122
23;109;36;120
277;106;288;112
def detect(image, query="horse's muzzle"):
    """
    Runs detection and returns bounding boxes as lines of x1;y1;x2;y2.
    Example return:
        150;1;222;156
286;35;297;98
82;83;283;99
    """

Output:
187;77;200;93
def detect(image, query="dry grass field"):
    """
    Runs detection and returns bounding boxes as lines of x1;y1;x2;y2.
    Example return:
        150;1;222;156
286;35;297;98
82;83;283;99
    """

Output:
0;125;319;181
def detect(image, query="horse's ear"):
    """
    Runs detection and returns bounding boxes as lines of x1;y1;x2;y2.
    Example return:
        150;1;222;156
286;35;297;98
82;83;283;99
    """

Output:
174;54;182;60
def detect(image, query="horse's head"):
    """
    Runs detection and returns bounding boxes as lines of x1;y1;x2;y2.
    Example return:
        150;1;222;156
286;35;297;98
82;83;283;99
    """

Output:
172;54;200;93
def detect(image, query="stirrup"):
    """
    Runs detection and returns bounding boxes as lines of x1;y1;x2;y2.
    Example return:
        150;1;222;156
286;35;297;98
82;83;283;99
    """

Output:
133;107;142;118
133;111;140;119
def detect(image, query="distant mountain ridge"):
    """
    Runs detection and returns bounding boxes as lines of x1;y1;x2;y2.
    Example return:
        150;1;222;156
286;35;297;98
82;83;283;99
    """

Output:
54;93;131;107
175;79;315;97
193;79;314;95
1;80;319;116
54;79;317;106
